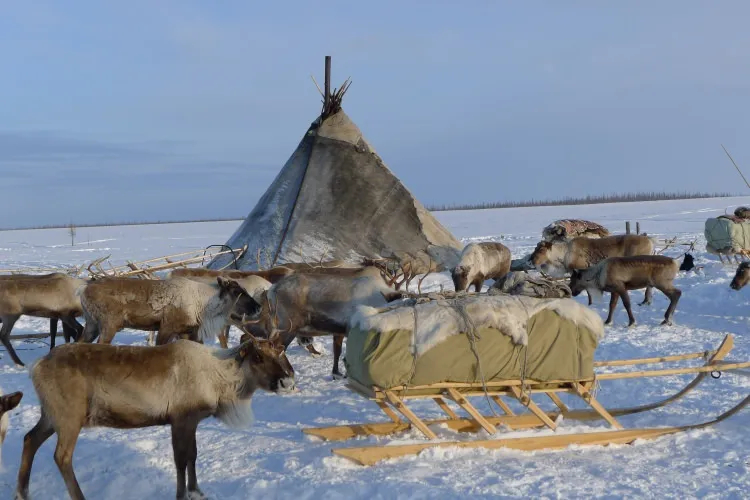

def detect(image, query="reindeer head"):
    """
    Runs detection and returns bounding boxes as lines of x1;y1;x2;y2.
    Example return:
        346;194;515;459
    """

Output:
568;270;587;297
216;277;261;320
730;262;750;290
530;241;554;267
237;335;295;394
451;265;471;292
0;391;23;417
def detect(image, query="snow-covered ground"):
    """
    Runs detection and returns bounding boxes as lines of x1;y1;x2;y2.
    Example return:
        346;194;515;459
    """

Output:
1;196;749;499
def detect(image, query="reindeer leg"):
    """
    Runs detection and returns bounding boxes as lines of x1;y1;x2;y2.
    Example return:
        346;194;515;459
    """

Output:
638;286;653;306
185;420;204;499
172;420;201;500
587;291;593;306
16;413;55;500
604;292;619;325
617;288;636;327
54;422;85;500
659;287;682;326
299;336;323;357
62;315;83;343
49;318;58;350
0;314;24;366
332;335;346;380
97;322;119;345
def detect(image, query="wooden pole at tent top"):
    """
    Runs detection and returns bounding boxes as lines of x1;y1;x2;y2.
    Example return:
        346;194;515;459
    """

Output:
324;56;331;112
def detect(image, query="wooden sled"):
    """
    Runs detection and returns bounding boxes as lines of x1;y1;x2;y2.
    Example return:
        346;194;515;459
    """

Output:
303;335;750;466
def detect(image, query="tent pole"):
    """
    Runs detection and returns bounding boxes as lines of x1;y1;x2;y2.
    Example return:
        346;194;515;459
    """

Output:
324;56;331;112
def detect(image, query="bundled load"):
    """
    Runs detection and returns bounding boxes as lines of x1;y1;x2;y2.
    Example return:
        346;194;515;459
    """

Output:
489;271;572;298
345;294;603;389
542;219;610;242
704;216;750;258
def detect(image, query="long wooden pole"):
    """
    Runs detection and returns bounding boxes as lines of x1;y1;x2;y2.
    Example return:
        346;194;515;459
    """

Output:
324;56;331;111
722;144;750;189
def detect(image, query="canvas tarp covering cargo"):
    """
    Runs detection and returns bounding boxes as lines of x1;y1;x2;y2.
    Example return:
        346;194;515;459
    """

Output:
704;217;750;253
345;295;604;390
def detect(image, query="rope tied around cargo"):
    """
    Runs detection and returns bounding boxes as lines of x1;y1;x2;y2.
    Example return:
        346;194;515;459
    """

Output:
457;304;499;417
399;305;421;400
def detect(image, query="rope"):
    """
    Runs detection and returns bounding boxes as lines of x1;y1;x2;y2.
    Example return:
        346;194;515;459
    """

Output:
457;302;499;417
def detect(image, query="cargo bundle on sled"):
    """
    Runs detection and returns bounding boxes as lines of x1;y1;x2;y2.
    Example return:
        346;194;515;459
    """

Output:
303;295;750;465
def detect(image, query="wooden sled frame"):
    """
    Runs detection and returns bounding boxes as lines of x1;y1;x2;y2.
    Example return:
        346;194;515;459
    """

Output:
303;335;750;466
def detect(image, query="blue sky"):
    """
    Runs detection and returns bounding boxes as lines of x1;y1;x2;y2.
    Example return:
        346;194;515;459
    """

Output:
1;1;749;227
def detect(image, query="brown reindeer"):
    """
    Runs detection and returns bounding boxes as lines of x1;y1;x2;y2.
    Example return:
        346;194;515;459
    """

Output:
730;262;750;290
249;266;404;379
1;389;23;466
530;234;654;305
569;255;681;327
79;277;260;345
0;273;85;366
15;336;294;500
451;242;511;292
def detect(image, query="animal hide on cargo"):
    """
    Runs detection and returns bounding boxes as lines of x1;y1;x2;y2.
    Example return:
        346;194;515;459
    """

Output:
490;271;572;298
351;294;603;356
542;219;610;242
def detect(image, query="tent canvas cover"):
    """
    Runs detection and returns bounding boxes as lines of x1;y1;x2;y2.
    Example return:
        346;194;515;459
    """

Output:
209;70;461;271
345;295;604;390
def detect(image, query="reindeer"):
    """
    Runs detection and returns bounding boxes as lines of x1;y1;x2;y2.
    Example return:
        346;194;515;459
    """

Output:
247;266;404;379
169;270;272;348
15;336;294;500
1;389;23;466
530;234;655;305
451;242;511;292
0;273;85;366
730;261;750;290
79;277;260;346
569;255;681;327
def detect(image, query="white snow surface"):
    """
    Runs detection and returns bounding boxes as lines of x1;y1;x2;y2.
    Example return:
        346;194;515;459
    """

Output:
1;197;750;499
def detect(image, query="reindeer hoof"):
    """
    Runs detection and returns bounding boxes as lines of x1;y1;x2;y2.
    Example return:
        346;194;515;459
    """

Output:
627;322;637;328
304;344;323;357
661;320;673;326
332;372;347;381
604;320;613;326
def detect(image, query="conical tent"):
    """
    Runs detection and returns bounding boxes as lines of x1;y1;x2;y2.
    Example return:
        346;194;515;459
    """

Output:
209;66;461;272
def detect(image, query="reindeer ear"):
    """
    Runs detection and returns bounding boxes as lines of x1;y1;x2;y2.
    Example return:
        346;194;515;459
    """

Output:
0;391;23;413
218;277;250;296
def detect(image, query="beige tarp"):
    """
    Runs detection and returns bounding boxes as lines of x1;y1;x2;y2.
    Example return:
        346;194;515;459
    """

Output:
345;296;602;390
705;217;750;253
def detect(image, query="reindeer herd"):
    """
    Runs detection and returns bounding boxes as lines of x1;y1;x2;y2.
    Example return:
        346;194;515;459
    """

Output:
0;218;748;499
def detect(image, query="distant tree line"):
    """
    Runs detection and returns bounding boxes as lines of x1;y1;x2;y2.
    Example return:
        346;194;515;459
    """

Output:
426;191;737;212
0;191;740;231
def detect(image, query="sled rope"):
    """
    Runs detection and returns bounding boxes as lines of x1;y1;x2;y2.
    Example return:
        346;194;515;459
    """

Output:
458;303;499;417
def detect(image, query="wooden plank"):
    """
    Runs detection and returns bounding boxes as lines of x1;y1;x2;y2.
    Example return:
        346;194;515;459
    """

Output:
376;400;402;423
594;335;732;367
303;413;553;441
433;397;459;420
596;361;750;380
492;396;515;415
9;332;59;340
332;427;684;466
445;388;497;435
383;390;437;440
573;383;623;430
546;392;569;413
510;387;557;430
